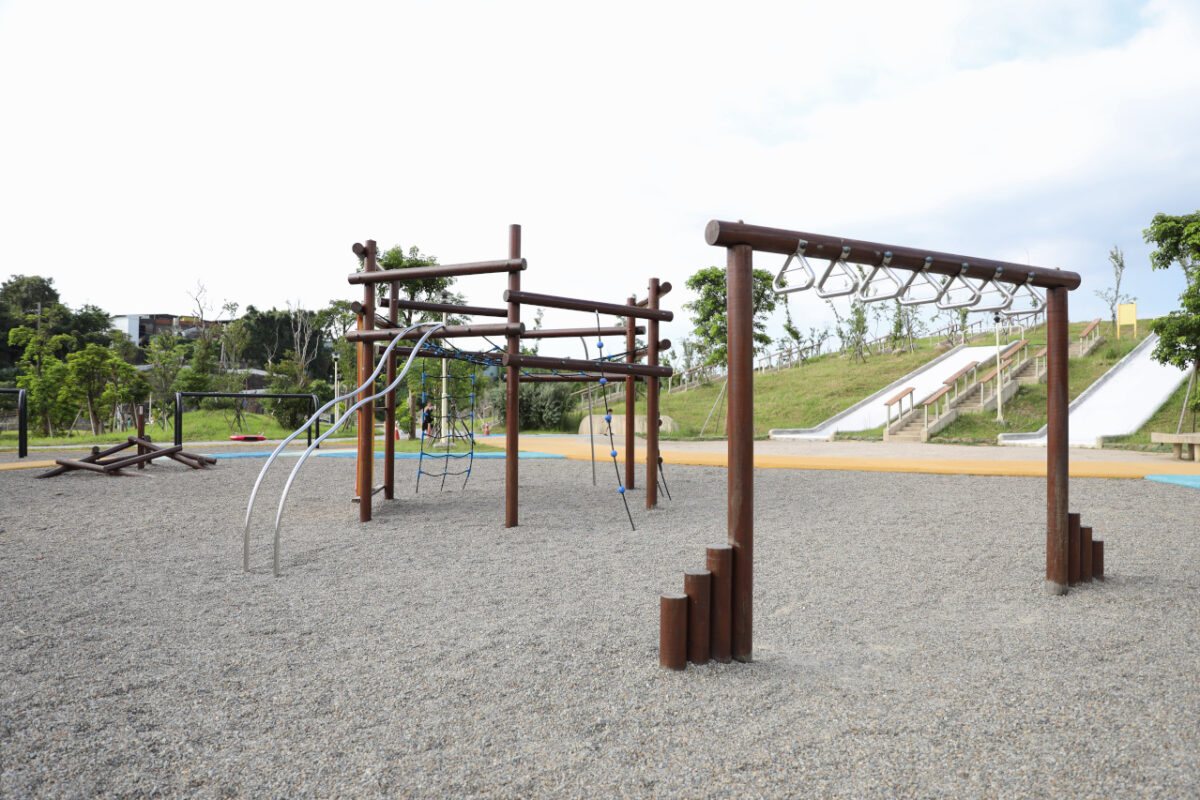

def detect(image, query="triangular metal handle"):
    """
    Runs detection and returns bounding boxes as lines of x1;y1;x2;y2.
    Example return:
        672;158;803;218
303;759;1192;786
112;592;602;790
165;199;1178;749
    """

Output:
898;258;950;306
815;246;860;298
971;275;1015;312
1001;281;1046;316
936;266;982;310
857;252;911;303
773;240;816;295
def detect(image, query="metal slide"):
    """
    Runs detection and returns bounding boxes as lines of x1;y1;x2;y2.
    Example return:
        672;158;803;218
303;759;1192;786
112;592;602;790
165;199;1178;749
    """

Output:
999;333;1189;448
243;322;444;576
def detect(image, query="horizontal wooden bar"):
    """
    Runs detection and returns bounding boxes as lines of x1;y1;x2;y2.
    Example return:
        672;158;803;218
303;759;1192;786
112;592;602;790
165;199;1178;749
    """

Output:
346;322;524;342
505;373;645;383
395;346;500;362
884;386;914;406
102;445;184;471
503;290;674;322
502;352;673;377
636;281;673;306
348;258;526;285
705;220;1081;291
379;298;508;318
53;458;111;474
521;326;643;340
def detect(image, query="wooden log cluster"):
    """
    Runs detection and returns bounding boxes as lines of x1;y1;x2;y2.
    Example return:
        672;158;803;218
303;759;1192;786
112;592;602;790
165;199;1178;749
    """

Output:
37;436;216;478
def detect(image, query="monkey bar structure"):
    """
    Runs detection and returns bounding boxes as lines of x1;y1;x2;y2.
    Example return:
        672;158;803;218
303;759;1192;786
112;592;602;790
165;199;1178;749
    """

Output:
675;220;1083;666
347;225;674;527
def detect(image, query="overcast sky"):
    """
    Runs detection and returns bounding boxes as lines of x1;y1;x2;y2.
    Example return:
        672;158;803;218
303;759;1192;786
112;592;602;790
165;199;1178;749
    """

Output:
2;0;1197;357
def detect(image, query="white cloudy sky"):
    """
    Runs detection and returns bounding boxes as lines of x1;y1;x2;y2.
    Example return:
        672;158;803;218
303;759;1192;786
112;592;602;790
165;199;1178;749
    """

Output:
1;0;1197;355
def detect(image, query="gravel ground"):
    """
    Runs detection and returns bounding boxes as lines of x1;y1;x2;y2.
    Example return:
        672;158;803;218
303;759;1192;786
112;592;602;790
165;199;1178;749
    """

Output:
1;454;1198;798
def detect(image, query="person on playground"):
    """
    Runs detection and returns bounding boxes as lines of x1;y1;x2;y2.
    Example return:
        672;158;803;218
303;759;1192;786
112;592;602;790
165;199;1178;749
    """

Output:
421;401;435;438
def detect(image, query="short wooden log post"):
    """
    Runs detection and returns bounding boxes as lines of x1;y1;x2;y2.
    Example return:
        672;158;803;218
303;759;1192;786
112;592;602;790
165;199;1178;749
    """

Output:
659;594;688;670
136;405;147;470
1081;526;1093;582
1068;512;1081;586
684;570;711;666
706;544;733;664
1093;540;1104;578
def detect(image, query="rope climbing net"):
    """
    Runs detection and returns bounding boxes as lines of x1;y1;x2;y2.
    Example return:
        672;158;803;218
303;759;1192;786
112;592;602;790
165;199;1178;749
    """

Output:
416;354;480;493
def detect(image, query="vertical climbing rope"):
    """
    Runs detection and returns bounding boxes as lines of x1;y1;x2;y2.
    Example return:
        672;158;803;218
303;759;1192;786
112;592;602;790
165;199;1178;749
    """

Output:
596;312;636;531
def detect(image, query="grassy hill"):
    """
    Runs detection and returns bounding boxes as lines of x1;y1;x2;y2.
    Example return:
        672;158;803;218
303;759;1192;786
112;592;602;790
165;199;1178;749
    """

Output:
605;319;1160;443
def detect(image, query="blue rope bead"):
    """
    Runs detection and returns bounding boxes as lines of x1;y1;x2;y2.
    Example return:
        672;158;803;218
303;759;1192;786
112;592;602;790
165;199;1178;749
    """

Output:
610;450;617;458
599;378;607;385
596;341;604;349
618;486;625;494
604;413;611;423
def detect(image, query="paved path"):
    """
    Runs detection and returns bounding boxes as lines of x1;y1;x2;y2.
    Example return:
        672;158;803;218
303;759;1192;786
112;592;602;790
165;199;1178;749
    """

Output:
494;434;1200;480
6;433;1200;480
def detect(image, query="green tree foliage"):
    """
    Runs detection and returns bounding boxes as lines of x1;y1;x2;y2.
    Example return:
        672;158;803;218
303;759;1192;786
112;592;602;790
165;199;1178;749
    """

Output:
484;380;576;431
65;344;118;435
683;266;778;366
1095;245;1135;332
1143;211;1200;276
144;334;188;428
8;320;75;434
1145;211;1200;427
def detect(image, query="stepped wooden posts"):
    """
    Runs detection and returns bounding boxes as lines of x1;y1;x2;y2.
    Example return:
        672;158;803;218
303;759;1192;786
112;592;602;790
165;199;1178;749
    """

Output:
700;219;1083;664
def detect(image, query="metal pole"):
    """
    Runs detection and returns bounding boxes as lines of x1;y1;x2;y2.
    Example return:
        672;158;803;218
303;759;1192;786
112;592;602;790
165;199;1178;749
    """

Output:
646;278;660;509
994;314;1004;422
17;388;27;459
174;392;183;447
505;224;521;528
625;296;636;491
727;243;754;661
1045;286;1069;594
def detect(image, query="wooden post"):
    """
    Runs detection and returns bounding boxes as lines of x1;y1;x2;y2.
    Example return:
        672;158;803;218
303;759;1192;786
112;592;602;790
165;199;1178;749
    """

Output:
684;570;711;665
625;296;636;491
505;225;521;528
1045;286;1069;594
1081;526;1093;582
659;594;688;670
384;279;398;499
646;279;660;509
357;240;377;523
1068;512;1081;586
1093;540;1104;579
727;244;754;661
706;544;733;663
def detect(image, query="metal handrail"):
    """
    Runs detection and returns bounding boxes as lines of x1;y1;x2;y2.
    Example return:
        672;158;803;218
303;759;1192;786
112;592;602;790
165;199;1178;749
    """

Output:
243;321;443;575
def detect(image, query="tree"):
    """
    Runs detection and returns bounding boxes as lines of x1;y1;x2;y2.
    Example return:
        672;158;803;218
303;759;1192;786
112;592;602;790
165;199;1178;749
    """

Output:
1145;211;1200;432
1095;245;1135;333
683;266;778;366
8;320;75;434
1143;211;1200;278
65;344;117;435
144;334;188;428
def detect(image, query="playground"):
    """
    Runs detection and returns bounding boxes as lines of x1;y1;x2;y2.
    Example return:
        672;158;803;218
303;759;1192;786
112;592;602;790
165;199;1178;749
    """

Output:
1;450;1198;796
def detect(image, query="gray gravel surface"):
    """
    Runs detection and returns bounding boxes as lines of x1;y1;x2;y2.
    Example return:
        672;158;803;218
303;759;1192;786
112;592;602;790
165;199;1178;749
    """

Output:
1;455;1198;798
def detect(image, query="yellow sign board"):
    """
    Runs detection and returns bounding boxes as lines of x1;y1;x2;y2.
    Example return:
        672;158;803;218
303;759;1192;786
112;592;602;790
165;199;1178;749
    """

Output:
1117;302;1137;338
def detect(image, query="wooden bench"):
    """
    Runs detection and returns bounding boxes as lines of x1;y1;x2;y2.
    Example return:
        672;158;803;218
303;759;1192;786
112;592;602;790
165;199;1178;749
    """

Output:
1150;432;1200;461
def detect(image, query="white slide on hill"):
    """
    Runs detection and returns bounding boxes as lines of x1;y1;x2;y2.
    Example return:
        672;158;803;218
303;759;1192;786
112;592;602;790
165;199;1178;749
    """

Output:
770;345;1003;440
998;333;1189;448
